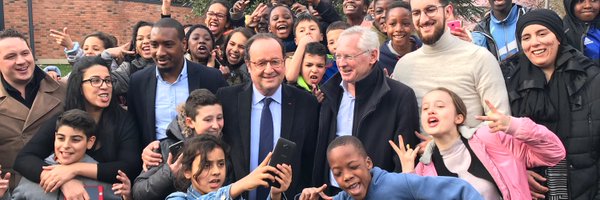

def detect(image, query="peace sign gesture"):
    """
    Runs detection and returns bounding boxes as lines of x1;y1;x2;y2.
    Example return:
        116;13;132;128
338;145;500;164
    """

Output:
389;135;419;173
475;99;511;133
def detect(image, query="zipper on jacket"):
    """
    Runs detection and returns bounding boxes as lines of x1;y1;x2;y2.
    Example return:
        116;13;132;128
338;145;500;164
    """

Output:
581;23;590;52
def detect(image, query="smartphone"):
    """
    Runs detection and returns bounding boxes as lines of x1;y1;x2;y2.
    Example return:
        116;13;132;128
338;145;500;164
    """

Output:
268;138;297;188
447;20;462;31
169;140;184;159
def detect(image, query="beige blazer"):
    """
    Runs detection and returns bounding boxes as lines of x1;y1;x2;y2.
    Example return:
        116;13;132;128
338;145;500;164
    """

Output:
0;73;66;189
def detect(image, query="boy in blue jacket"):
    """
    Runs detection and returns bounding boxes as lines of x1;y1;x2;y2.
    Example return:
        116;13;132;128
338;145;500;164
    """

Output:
298;136;482;200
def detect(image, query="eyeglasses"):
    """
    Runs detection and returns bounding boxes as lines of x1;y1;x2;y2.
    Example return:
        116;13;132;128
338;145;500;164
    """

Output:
207;12;227;20
82;77;114;88
250;58;284;70
334;50;370;62
411;5;446;19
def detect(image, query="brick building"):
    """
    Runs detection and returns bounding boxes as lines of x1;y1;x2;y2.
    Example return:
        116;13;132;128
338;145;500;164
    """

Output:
1;0;202;63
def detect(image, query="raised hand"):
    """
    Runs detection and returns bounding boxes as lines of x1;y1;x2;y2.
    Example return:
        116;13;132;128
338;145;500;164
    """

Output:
230;152;277;198
162;0;172;16
248;3;268;28
112;170;132;200
232;0;251;15
475;99;511;133
49;27;74;49
167;152;183;175
389;135;419;173
312;84;325;103
0;165;10;198
291;3;309;15
105;43;135;63
299;184;332;200
450;27;472;43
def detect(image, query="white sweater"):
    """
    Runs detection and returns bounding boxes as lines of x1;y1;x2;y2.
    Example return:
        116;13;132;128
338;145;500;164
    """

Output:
391;30;511;129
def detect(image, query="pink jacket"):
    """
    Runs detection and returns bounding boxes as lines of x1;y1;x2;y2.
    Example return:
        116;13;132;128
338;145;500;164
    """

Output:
415;117;566;200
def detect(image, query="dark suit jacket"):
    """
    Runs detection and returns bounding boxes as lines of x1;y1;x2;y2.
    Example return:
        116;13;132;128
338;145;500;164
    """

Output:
312;66;420;194
216;83;319;198
128;60;228;146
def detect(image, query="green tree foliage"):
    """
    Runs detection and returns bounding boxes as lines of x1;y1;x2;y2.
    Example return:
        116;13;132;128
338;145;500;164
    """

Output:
185;0;485;23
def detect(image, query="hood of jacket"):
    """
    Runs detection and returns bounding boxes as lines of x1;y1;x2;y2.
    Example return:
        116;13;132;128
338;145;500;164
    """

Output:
165;116;186;141
563;0;600;50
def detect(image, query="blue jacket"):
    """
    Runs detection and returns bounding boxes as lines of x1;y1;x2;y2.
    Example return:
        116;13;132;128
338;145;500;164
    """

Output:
472;4;530;61
332;167;483;200
166;185;277;200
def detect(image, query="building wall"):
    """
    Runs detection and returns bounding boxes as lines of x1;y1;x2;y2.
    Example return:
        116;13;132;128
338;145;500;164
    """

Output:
3;0;202;61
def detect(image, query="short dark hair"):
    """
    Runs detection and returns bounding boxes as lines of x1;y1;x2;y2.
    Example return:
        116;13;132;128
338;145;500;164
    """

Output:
294;13;322;35
175;134;229;191
56;109;97;138
184;89;221;120
154;18;185;40
326;21;351;34
327;136;368;158
386;1;411;19
0;29;29;47
244;33;286;61
83;31;117;49
269;5;294;24
304;42;327;59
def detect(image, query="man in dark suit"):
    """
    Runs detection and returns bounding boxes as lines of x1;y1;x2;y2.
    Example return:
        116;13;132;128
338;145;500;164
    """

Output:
128;18;227;155
216;33;319;199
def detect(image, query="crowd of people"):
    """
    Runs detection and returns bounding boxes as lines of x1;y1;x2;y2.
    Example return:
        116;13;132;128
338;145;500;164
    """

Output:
0;0;598;199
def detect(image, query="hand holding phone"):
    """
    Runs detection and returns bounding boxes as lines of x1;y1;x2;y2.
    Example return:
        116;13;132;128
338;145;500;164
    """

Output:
168;141;184;160
268;138;297;188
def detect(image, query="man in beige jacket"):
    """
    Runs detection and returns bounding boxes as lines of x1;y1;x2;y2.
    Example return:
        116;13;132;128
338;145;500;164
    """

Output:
0;29;66;190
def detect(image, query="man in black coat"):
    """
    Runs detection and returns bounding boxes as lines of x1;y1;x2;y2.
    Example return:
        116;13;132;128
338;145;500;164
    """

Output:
312;26;420;194
216;33;319;199
128;18;228;148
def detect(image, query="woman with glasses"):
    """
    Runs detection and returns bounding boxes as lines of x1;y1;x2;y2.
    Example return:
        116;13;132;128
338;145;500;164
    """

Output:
205;0;233;47
14;56;141;199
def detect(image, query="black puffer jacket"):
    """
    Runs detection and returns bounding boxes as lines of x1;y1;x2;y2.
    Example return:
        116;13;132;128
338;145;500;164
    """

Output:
505;45;600;200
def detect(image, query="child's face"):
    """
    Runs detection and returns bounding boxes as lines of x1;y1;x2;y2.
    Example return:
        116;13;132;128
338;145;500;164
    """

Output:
385;7;413;49
328;144;372;200
326;29;344;55
185;104;224;137
420;90;464;137
374;0;392;31
269;6;294;39
82;36;106;57
186;148;226;194
574;0;600;22
295;20;323;44
226;32;248;65
301;53;326;85
54;126;96;165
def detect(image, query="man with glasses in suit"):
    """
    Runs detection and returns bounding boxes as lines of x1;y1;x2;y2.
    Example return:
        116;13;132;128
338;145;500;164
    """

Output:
216;33;319;199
